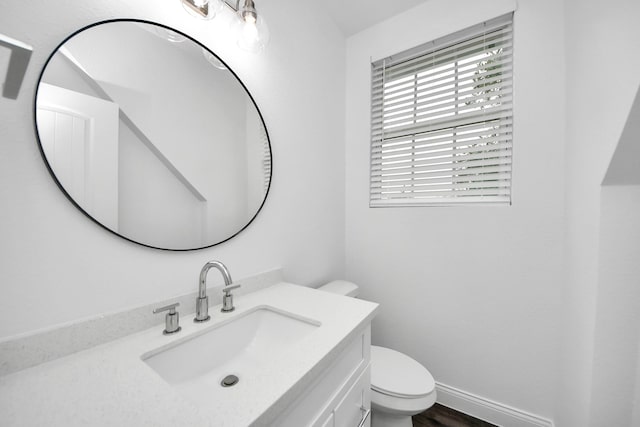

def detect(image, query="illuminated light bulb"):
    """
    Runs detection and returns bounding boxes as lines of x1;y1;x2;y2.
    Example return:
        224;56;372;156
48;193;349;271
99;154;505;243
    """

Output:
241;21;259;44
241;4;258;25
232;0;270;53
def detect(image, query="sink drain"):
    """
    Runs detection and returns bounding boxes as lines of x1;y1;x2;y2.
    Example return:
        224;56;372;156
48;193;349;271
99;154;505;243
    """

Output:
221;374;239;387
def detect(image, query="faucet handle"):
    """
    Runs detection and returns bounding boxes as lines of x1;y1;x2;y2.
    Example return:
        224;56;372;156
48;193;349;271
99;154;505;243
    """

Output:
153;302;182;335
222;284;241;295
153;302;180;314
221;284;241;313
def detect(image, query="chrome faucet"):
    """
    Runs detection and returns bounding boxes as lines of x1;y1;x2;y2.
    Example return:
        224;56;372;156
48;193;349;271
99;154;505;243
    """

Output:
195;260;239;322
153;302;181;335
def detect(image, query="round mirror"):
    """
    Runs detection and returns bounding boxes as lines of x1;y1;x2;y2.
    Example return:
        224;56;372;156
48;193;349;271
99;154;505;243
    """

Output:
34;20;272;250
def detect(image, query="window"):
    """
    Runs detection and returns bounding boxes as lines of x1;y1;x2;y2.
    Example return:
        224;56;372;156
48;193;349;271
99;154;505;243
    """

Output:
370;14;513;206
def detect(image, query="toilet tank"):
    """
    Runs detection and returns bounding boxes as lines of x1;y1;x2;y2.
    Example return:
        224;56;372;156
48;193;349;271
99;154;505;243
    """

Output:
316;280;360;297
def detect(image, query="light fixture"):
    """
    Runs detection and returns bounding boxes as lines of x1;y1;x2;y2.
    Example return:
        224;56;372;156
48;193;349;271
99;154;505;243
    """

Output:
180;0;269;53
181;0;223;20
231;0;270;53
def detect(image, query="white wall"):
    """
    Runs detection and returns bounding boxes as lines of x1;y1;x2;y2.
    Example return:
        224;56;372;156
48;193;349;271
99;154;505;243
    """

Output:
633;334;640;427
0;0;346;339
589;185;640;426
558;0;640;425
345;0;565;419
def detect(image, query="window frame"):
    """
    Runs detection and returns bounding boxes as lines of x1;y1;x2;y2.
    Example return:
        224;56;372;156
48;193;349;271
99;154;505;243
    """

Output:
369;13;514;207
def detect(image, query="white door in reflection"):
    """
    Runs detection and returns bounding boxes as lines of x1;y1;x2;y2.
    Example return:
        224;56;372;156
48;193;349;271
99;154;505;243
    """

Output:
37;83;119;231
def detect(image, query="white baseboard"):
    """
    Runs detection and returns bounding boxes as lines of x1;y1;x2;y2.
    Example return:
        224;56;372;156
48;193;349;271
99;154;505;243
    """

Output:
435;382;554;427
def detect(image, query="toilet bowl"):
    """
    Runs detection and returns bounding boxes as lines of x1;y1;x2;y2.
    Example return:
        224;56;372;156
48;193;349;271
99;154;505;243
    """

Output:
317;280;437;427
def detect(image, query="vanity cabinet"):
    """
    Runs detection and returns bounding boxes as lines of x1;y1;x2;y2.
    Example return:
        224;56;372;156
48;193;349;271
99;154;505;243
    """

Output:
0;283;378;427
274;325;372;427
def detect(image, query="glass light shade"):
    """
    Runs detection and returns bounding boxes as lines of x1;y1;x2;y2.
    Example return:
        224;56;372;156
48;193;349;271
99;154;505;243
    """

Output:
231;13;270;53
181;0;223;20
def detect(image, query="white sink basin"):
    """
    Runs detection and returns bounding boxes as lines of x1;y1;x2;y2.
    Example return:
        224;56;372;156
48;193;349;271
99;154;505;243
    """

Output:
142;306;320;408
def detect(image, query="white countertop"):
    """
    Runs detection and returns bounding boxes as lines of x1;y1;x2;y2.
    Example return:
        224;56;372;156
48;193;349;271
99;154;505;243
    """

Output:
0;283;378;427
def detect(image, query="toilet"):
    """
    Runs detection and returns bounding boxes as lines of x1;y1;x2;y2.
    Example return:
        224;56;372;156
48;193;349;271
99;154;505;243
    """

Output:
317;280;437;427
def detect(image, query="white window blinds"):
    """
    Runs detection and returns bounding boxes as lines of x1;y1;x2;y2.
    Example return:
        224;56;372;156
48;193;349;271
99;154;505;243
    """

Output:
370;14;513;206
260;125;271;193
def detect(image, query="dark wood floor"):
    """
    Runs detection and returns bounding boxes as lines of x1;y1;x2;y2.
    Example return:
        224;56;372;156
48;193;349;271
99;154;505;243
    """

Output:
413;403;498;427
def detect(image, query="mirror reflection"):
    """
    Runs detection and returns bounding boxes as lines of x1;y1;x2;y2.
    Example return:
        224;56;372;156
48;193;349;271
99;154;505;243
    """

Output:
35;20;271;250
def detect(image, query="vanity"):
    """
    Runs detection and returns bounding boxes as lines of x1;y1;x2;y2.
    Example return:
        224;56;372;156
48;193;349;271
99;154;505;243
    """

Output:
0;283;378;426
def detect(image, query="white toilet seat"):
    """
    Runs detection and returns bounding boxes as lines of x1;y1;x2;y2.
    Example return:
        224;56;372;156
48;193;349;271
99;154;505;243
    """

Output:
370;345;435;398
370;346;437;413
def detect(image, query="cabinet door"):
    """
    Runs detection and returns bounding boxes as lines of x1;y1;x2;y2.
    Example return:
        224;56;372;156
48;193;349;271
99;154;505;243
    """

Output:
334;365;371;427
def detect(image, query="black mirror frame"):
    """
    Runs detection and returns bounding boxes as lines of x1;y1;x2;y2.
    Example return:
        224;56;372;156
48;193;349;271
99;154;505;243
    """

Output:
33;18;273;251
